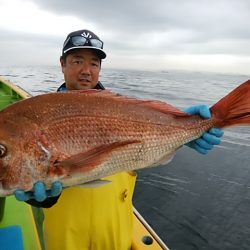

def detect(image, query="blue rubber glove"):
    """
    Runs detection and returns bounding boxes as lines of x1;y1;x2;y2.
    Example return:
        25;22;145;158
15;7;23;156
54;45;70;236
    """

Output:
14;181;63;202
184;105;224;154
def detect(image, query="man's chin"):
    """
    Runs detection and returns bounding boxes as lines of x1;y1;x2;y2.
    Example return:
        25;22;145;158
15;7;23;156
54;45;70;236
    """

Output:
78;82;92;90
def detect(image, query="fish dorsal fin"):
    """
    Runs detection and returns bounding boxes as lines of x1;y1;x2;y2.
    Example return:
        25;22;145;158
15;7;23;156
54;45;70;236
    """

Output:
137;100;189;117
75;89;190;117
48;140;140;176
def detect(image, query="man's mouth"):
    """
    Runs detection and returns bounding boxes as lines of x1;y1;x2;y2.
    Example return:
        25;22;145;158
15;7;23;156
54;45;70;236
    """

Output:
78;79;91;86
79;79;90;83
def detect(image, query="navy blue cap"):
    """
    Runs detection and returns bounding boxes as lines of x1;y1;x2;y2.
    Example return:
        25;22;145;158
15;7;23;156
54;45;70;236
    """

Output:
62;29;106;59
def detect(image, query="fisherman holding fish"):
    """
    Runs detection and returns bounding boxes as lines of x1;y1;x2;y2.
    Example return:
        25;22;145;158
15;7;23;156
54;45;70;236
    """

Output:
14;29;224;250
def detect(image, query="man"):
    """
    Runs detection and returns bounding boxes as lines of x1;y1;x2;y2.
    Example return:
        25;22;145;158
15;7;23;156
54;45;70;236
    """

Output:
15;29;223;250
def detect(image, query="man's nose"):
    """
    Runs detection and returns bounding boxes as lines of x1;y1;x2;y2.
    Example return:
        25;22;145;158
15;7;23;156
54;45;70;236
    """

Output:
80;62;91;74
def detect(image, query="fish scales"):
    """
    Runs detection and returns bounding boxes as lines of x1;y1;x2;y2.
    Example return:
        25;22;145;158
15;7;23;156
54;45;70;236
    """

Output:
0;92;219;193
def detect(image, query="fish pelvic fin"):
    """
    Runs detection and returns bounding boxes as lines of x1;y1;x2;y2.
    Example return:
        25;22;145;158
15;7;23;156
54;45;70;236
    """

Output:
48;140;140;176
77;179;112;188
211;79;250;128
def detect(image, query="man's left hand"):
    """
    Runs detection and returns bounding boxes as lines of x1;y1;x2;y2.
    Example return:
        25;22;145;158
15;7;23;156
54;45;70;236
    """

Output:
184;105;224;154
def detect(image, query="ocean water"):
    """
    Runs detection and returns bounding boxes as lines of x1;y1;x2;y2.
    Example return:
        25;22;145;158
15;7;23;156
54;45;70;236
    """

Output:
1;66;250;250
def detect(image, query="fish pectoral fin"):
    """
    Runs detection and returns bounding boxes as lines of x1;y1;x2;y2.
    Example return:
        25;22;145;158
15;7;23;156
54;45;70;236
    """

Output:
77;179;112;188
52;140;140;175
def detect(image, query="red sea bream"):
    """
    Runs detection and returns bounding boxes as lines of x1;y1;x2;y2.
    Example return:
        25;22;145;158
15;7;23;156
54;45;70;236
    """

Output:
0;80;250;196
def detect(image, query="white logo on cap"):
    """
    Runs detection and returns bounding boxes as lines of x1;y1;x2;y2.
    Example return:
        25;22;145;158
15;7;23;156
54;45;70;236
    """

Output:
81;32;92;38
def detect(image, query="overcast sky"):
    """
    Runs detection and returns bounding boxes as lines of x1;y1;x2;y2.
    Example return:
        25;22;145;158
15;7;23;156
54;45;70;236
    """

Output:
0;0;249;74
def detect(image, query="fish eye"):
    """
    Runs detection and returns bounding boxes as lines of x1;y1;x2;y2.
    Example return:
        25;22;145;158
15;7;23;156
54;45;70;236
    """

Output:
0;144;7;157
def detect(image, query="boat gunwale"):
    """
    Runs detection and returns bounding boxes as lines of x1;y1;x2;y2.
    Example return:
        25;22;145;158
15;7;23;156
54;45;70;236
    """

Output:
0;76;32;99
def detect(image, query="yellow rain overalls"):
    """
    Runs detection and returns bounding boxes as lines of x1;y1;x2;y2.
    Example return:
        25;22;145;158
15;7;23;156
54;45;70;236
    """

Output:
43;171;137;250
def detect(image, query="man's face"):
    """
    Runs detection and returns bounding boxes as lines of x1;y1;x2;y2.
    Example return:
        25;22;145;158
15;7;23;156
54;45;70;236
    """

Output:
61;49;101;90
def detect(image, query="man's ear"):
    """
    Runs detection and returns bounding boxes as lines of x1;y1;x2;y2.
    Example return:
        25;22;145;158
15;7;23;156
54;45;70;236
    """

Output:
60;56;65;73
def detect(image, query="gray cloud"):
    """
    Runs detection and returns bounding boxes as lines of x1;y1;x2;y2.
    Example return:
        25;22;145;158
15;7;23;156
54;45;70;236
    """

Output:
0;29;61;66
32;0;250;56
1;0;250;73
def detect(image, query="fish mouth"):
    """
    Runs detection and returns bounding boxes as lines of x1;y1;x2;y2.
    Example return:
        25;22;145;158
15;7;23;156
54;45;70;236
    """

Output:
0;181;9;197
0;189;12;197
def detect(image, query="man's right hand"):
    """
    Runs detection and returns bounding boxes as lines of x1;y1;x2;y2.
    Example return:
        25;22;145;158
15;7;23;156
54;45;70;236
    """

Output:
14;181;63;202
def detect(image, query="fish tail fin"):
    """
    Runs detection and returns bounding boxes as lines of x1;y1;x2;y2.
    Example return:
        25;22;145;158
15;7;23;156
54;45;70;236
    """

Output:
211;79;250;128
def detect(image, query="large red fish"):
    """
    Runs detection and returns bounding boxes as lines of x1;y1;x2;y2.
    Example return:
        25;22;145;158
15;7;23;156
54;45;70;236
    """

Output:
0;80;250;196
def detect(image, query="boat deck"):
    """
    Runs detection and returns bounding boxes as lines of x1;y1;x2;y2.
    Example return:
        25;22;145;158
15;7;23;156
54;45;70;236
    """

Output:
0;84;21;110
0;77;31;110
